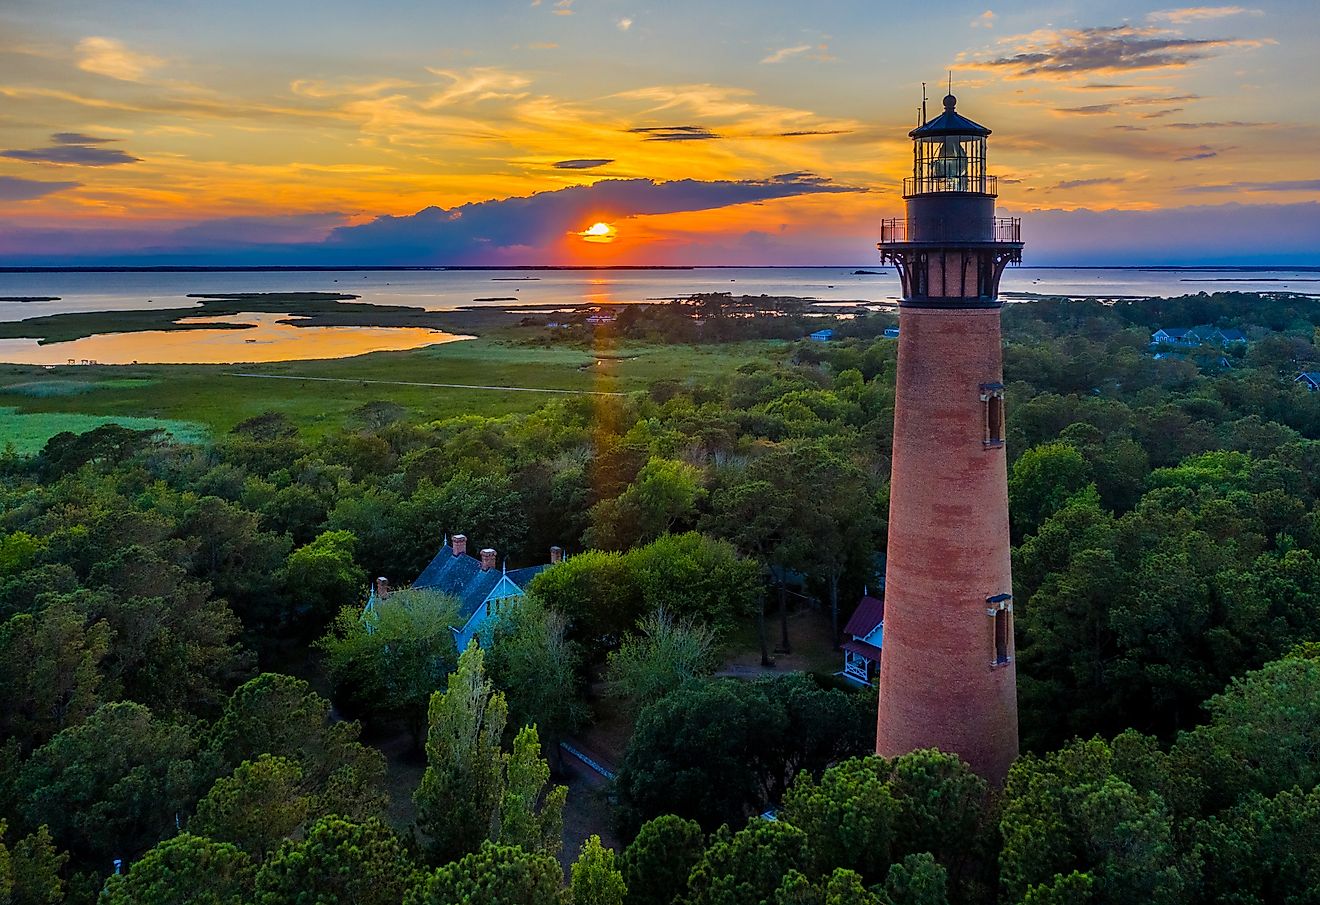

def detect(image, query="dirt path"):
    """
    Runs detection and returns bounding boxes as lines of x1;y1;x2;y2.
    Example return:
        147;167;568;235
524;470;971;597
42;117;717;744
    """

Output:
222;372;625;396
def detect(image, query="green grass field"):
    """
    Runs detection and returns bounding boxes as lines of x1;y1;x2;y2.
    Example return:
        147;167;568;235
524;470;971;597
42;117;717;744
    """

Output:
0;406;208;455
0;334;784;446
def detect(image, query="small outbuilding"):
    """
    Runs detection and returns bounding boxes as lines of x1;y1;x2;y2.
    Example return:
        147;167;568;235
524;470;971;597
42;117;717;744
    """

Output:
840;593;885;686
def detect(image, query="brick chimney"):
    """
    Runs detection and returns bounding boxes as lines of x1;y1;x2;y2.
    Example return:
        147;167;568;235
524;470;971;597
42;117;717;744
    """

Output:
480;548;497;571
550;545;564;565
452;534;467;557
373;576;390;598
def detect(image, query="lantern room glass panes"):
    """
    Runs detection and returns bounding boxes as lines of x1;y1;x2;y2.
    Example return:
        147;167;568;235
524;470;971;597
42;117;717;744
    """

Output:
913;135;987;194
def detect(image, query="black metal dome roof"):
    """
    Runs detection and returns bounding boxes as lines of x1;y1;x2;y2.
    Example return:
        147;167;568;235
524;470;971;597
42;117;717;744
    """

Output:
910;94;991;138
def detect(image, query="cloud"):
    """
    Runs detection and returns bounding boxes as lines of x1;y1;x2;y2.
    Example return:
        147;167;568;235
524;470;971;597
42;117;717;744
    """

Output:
1180;180;1320;192
50;132;116;145
1054;93;1200;115
1166;120;1261;128
617;18;633;31
553;0;573;15
0;175;80;201
1052;177;1127;189
75;36;163;81
761;45;812;64
318;173;865;263
1147;6;1260;24
1176;150;1218;160
627;125;721;141
1;141;140;166
971;10;997;28
777;129;852;137
962;25;1266;77
553;158;614;169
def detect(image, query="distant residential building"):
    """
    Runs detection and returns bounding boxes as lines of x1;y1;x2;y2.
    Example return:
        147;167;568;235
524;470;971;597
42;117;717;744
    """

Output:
808;328;835;342
586;313;616;326
883;326;900;339
364;534;562;651
840;593;884;686
1295;372;1320;392
1151;325;1247;349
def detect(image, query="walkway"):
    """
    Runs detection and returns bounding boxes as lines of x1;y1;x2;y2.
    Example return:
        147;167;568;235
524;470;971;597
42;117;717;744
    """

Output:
221;372;626;396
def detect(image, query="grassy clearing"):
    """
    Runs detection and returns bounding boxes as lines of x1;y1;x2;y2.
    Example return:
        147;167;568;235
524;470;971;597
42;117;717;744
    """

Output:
0;334;783;438
0;406;208;455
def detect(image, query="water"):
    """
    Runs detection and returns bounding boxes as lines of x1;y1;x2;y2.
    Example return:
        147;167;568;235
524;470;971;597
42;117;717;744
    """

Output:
0;266;1315;364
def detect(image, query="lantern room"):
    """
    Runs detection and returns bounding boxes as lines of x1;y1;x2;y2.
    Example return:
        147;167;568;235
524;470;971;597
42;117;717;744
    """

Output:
907;94;993;197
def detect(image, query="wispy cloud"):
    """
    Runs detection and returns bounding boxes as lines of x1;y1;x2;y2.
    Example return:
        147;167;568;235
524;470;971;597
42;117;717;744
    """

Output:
75;36;163;82
1148;6;1261;24
553;158;614;169
1052;176;1128;189
2;133;139;166
627;125;721;141
553;0;574;15
0;175;80;201
617;18;633;31
971;10;997;28
1181;179;1320;192
761;44;812;64
962;25;1267;77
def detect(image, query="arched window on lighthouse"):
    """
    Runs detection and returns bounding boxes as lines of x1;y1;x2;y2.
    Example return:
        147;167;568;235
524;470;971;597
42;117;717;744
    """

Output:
981;383;1005;447
987;594;1013;666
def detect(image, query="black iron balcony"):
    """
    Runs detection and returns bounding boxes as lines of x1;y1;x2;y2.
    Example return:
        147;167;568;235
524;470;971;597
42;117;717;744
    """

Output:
879;217;1021;245
903;174;998;197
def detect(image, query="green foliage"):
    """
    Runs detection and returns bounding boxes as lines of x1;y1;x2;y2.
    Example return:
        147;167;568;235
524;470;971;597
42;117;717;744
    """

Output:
620;815;705;905
190;756;310;858
605;608;719;713
254;816;416;905
318;589;461;736
686;819;810;905
280;530;365;627
414;642;508;863
882;853;948;905
206;673;387;825
0;601;110;755
100;834;254;905
586;457;706;550
486;597;585;748
571;835;627;905
781;756;900;882
407;841;563;905
16;702;200;865
0;822;67;905
617;674;870;834
496;726;565;858
1008;442;1092;540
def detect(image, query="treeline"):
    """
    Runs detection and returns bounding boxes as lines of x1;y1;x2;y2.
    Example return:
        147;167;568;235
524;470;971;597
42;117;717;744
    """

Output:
4;291;1320;900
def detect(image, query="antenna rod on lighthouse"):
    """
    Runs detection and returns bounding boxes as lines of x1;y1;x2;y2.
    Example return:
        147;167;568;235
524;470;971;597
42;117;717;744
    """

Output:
921;82;927;124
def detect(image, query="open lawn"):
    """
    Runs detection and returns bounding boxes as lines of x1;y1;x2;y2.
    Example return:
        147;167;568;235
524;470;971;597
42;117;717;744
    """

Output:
0;334;785;444
0;406;208;454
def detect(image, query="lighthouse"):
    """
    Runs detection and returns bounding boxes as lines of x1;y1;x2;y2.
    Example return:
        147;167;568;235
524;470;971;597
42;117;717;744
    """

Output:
874;92;1023;784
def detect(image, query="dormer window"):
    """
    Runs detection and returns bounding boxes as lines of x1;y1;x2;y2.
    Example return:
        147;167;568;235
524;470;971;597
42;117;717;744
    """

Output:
981;383;1005;447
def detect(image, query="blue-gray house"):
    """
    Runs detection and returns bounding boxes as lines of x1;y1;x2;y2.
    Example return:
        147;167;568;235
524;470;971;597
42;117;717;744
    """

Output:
364;534;560;650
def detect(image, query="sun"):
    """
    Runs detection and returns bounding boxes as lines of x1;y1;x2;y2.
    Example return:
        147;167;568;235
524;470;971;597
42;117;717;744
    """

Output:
577;221;616;243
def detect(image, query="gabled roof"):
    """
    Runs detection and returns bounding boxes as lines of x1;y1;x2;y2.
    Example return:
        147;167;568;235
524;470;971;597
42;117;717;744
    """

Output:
844;595;885;636
911;95;991;138
842;637;882;663
1217;328;1247;342
412;546;546;623
1296;371;1320;385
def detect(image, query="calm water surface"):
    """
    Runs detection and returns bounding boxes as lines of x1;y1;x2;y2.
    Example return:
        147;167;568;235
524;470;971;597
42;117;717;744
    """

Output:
0;266;1315;364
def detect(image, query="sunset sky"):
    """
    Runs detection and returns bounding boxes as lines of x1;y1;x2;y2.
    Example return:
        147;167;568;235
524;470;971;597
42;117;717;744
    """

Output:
1;0;1317;265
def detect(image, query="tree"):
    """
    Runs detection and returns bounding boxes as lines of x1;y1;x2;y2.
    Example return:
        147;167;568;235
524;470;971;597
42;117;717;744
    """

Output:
883;854;948;905
318;589;462;740
497;726;566;858
686;819;810;905
406;842;562;905
605;608;719;713
16;701;200;866
254;817;416;905
0;822;67;905
620;815;705;905
1008;442;1093;541
571;835;627;905
486;597;585;755
190;756;310;859
280;530;365;629
585;457;706;550
207;673;387;824
414;642;509;864
625;533;760;637
780;756;901;883
0;601;110;755
100;834;254;905
527;550;643;657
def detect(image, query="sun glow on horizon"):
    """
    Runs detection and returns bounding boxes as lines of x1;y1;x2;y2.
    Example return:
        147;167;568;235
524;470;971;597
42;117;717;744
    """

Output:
578;221;617;243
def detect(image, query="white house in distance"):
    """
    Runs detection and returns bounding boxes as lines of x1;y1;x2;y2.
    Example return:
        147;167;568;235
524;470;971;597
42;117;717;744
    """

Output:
841;593;884;685
364;534;560;650
1151;325;1248;348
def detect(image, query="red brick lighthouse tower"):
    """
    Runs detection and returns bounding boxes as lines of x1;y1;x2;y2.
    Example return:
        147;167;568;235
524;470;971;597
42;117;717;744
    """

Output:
874;92;1023;784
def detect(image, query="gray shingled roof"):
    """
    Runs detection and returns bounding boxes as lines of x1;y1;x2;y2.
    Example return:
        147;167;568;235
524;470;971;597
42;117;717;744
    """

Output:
412;546;551;623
